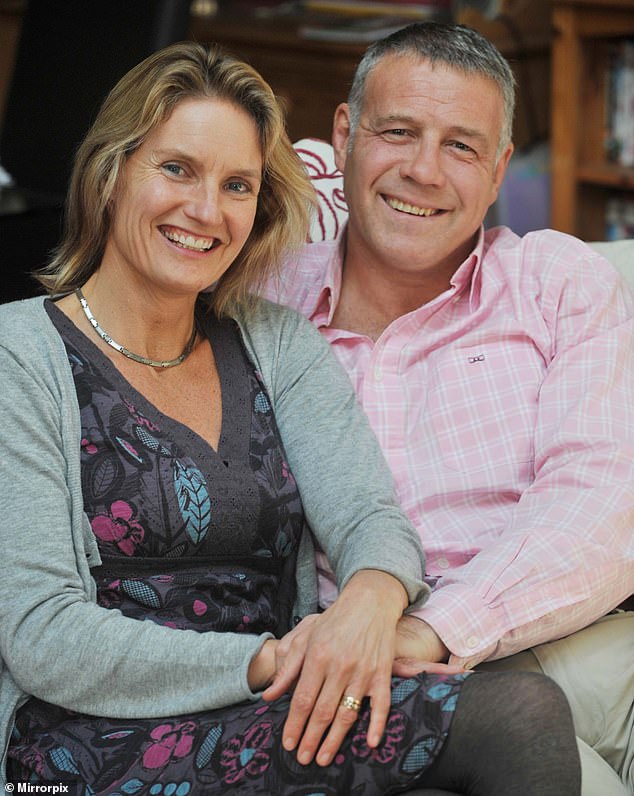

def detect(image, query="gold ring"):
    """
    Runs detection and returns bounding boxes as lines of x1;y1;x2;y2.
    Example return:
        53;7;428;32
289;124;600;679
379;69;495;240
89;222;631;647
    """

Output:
340;694;362;712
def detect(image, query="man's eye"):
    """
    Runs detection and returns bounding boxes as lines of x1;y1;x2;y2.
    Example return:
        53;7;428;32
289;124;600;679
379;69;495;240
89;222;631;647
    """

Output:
450;141;475;153
383;129;409;137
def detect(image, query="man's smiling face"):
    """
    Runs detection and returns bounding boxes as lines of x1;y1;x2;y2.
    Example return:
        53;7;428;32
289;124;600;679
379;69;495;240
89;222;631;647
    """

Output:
333;54;513;286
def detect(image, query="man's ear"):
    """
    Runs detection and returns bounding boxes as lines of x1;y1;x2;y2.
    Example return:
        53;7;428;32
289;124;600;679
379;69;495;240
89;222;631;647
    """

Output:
492;143;514;196
332;103;352;174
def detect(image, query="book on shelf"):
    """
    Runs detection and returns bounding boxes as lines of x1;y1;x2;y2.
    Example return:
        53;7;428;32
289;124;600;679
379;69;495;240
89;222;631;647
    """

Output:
298;13;420;41
301;0;451;18
605;39;634;169
606;195;634;241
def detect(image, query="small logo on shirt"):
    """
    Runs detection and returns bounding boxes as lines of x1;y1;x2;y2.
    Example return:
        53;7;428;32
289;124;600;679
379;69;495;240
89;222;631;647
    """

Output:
468;354;485;364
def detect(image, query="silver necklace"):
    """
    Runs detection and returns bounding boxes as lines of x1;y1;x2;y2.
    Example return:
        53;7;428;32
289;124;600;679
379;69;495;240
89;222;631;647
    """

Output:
75;287;197;369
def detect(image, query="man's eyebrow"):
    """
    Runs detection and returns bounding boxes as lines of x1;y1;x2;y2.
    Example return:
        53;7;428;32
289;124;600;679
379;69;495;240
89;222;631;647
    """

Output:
372;114;419;127
447;126;489;144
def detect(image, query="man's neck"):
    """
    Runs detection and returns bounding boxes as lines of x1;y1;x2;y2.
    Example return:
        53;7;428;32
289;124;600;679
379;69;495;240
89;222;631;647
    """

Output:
332;255;453;341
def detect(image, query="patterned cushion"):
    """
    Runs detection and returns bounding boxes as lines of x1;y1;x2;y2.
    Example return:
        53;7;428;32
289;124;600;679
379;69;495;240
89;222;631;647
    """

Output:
293;138;346;242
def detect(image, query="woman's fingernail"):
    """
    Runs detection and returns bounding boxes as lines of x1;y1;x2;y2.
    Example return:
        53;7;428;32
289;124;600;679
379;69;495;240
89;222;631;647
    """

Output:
298;750;311;765
283;736;295;751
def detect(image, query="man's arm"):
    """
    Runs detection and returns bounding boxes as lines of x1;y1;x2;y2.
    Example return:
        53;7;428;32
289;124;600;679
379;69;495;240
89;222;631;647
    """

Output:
411;262;634;668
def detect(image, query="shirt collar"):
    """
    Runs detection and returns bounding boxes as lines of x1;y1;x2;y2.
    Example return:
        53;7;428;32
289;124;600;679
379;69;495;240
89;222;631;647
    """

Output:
309;224;486;323
450;226;485;311
309;230;346;326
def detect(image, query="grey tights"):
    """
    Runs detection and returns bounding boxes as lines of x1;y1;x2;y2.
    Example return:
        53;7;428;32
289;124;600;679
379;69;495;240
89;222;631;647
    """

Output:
405;670;581;796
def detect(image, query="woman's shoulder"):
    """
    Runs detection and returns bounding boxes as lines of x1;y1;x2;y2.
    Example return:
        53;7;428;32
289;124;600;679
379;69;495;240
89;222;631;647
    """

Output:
0;295;49;342
229;297;332;395
0;296;66;375
232;295;322;346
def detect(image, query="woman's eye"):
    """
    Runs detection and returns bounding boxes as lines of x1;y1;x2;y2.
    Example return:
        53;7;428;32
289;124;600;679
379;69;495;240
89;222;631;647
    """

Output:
162;163;184;176
226;180;250;194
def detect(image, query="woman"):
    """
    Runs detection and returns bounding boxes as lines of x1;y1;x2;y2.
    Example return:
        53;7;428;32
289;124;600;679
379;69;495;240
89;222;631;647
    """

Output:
0;42;580;794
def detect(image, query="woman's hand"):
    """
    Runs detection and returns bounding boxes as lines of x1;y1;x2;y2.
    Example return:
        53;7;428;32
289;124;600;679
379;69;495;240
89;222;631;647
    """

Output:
262;569;407;767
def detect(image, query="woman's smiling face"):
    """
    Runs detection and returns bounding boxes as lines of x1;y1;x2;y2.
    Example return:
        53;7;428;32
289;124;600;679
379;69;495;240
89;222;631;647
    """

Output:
102;96;263;297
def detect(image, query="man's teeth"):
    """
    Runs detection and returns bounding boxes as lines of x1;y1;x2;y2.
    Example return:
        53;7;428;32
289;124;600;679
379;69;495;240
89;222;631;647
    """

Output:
387;198;439;217
163;229;215;251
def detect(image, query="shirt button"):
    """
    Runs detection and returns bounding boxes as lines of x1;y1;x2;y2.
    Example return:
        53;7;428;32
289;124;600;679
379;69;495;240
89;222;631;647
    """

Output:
373;368;383;382
437;557;450;570
466;636;479;649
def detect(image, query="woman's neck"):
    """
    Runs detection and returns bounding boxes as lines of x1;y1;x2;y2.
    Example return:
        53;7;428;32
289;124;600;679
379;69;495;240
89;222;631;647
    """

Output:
61;270;200;365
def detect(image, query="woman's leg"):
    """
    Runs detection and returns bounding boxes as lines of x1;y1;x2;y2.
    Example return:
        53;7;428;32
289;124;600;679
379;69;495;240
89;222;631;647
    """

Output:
414;671;581;795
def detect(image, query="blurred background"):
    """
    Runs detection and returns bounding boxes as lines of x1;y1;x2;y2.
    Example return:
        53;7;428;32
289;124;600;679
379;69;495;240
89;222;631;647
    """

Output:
0;0;632;303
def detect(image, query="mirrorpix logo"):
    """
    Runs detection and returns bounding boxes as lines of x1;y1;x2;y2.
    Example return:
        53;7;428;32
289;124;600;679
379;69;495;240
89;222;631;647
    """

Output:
5;784;70;793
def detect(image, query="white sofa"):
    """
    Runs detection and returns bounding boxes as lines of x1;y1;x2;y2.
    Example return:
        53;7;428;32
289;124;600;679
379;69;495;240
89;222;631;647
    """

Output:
294;138;634;292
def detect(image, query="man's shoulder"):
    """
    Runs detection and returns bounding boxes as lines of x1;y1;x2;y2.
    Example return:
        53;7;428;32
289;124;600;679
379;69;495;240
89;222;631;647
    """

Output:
483;226;623;285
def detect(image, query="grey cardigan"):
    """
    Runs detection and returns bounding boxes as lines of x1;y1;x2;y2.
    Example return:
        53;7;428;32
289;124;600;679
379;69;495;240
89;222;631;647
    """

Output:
0;296;428;783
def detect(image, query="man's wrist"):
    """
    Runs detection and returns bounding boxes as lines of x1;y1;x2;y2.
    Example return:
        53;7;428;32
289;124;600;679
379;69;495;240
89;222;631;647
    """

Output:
396;615;450;663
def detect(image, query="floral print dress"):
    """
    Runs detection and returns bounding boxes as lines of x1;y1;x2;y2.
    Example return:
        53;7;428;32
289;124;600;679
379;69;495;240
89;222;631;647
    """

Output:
7;301;468;795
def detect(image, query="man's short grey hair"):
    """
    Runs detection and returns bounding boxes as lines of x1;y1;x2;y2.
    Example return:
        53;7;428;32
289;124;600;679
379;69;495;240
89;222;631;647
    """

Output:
347;21;516;158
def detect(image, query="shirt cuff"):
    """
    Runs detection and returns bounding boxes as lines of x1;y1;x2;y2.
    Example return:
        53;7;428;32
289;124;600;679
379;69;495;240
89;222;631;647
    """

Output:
411;582;506;667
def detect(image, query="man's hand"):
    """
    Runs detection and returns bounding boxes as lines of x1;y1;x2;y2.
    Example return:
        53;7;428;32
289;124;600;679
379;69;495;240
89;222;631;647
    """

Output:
262;569;406;767
391;615;464;677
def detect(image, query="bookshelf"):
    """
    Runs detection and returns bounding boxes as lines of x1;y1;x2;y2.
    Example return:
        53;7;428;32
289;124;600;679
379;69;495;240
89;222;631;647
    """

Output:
190;6;550;148
550;0;634;240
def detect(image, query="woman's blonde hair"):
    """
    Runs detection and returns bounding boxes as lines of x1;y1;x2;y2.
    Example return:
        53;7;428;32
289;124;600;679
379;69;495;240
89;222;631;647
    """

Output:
39;41;315;315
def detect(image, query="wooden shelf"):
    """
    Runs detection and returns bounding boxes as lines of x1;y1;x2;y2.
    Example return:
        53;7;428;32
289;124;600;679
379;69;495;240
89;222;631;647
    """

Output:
550;0;634;239
190;10;367;143
190;7;551;148
576;164;634;190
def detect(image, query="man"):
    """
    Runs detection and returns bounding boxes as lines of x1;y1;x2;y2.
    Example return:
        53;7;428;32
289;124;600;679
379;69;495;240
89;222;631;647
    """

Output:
264;22;634;795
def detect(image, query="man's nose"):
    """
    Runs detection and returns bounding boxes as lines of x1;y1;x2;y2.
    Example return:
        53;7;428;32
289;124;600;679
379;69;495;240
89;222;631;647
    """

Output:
399;140;445;187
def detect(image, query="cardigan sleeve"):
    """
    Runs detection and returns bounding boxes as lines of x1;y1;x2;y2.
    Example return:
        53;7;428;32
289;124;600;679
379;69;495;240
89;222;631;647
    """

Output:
0;304;271;718
235;299;429;609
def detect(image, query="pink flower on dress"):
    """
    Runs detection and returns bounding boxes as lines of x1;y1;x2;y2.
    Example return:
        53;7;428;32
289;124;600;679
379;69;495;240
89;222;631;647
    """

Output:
220;721;273;784
351;709;406;765
81;437;98;455
14;747;46;777
123;398;159;432
91;500;144;556
142;720;197;769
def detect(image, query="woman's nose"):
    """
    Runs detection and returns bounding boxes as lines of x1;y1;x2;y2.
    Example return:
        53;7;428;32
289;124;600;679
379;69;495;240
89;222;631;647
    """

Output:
185;182;224;225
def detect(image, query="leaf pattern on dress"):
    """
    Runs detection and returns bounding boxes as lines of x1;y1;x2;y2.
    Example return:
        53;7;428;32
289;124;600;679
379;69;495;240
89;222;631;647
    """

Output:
88;454;123;501
48;745;81;775
134;425;172;457
173;460;211;545
120;579;162;609
195;723;224;770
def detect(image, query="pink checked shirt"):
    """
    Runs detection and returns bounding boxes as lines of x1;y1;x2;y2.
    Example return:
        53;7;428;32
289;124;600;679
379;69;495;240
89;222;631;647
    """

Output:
263;225;634;668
